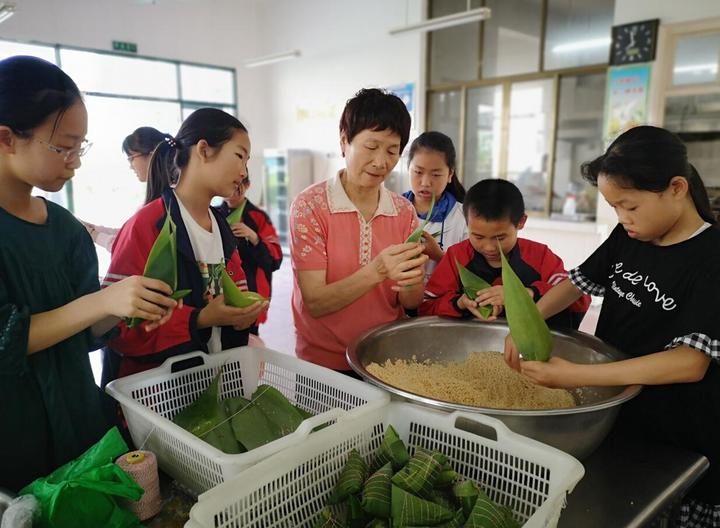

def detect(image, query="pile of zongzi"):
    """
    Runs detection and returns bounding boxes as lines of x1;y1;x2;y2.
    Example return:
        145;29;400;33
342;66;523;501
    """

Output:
172;371;313;454
314;426;520;527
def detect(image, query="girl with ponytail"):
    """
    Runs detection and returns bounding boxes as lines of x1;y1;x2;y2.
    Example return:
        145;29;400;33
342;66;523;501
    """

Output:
102;108;268;385
403;131;468;281
504;126;720;527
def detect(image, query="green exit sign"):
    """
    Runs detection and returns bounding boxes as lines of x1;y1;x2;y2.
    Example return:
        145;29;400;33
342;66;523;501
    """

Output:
112;41;137;53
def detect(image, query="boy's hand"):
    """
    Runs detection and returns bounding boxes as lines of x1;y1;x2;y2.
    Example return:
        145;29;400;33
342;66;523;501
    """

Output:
474;286;534;312
456;294;499;321
420;231;444;262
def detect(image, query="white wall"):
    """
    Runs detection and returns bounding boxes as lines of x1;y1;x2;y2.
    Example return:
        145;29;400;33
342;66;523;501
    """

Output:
615;0;720;25
253;0;425;183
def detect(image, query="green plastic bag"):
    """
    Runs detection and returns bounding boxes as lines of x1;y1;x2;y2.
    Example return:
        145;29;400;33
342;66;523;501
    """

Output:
19;427;143;528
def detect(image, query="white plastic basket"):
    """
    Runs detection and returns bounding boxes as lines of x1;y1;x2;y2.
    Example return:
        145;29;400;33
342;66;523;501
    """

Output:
104;346;390;495
185;402;584;528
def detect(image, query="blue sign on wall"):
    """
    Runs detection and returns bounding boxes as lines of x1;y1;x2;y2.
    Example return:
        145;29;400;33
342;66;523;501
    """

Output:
386;82;415;113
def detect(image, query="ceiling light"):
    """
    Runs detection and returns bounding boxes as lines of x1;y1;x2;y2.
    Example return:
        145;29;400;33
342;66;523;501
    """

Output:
0;2;15;24
552;37;611;54
244;50;301;68
674;63;718;75
389;7;491;36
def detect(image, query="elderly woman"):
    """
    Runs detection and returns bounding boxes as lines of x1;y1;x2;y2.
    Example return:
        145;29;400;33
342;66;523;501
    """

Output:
290;88;428;374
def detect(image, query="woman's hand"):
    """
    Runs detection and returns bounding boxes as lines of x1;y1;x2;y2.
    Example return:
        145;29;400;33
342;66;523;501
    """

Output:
99;276;179;328
197;294;268;329
521;357;579;389
373;242;428;289
420;231;444;262
231;222;259;245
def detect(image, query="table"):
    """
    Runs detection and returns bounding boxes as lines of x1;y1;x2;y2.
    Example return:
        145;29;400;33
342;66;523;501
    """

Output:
559;431;709;527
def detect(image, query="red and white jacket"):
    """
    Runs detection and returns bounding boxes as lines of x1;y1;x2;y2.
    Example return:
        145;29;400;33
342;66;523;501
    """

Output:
419;238;590;328
216;200;282;325
101;190;250;382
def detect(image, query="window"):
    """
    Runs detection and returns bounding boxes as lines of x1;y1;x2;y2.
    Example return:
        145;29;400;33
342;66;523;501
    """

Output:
551;73;606;218
180;64;235;105
672;32;720;86
507;79;554;213
0;39;238;274
544;0;614;71
464;85;503;187
482;0;542;78
426;0;613;220
0;41;56;63
60;49;179;99
428;90;463;154
428;0;481;85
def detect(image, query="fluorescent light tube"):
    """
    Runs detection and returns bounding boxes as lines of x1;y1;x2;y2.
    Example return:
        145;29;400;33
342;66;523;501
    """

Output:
552;37;611;54
673;63;718;75
389;7;491;36
244;50;301;68
0;2;15;24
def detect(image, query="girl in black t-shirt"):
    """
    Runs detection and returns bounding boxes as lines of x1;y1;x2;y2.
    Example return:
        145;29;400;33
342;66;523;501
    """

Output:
505;126;720;528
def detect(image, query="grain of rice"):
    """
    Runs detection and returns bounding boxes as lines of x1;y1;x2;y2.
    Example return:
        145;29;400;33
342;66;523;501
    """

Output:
366;351;575;410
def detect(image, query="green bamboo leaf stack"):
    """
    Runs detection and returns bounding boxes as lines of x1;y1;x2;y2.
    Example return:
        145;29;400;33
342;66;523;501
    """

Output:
498;241;553;362
172;371;241;454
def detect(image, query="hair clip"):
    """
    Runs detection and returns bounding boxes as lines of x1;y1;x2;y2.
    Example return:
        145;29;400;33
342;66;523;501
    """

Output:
164;135;177;148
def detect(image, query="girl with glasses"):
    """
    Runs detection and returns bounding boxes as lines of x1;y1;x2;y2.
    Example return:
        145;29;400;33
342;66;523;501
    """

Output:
0;55;178;492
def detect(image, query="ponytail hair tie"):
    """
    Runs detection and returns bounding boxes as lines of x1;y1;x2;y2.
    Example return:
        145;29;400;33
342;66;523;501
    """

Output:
164;135;177;149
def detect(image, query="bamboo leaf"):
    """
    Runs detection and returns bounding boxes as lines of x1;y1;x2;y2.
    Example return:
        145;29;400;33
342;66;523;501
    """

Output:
452;480;479;518
312;508;347;528
348;494;371;528
454;258;494;319
225;200;247;226
498;241;552;362
221;268;268;307
128;210;188;327
172;370;241;454
225;396;276;451
361;462;393;518
373;425;409;472
391;484;453;527
464;488;520;528
390;449;446;499
435;462;458;488
328;449;368;505
250;386;305;437
406;194;436;243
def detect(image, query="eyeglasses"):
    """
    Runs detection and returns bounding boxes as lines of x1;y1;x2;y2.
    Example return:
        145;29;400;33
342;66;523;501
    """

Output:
36;138;92;163
127;152;146;165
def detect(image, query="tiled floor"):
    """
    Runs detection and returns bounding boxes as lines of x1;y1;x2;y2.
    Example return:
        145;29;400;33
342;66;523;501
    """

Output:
258;254;296;355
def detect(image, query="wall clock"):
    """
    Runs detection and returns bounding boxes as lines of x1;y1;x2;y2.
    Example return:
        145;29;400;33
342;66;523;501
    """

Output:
610;19;660;66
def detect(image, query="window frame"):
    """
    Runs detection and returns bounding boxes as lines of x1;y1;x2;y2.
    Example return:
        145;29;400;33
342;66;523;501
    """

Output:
425;0;611;219
0;37;238;213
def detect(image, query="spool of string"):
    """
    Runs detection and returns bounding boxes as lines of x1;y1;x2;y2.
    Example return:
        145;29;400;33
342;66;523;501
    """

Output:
115;450;162;521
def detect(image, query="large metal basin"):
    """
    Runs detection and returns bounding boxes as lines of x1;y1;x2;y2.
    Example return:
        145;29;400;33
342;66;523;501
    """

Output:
347;317;641;460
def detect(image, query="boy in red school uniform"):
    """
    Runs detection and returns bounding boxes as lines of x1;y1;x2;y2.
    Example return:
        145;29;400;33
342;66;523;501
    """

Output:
419;179;590;329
